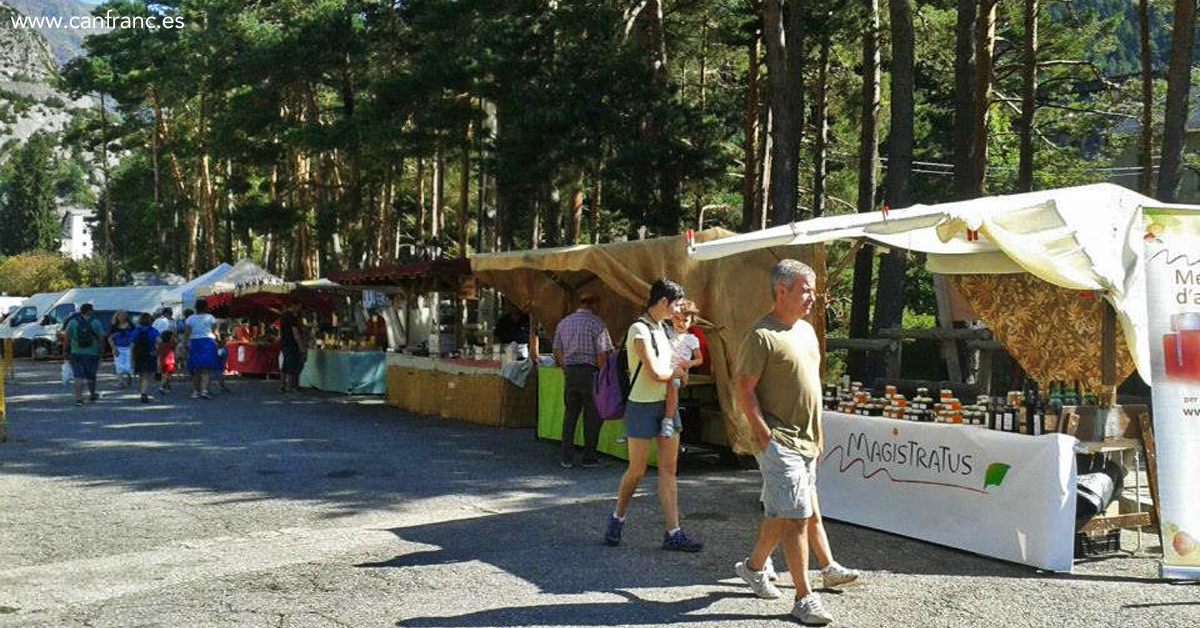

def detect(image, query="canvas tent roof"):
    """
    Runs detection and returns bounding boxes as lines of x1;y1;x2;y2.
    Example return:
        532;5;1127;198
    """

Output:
194;259;284;298
160;263;235;310
690;183;1198;384
471;228;825;454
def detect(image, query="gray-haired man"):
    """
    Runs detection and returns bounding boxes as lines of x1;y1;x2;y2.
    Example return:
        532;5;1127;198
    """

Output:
732;259;860;625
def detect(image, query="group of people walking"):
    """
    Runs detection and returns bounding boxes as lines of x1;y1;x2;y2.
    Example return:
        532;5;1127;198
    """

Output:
63;299;233;404
552;260;859;625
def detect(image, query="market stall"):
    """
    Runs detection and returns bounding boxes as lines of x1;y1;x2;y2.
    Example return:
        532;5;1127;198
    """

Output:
196;265;348;385
688;183;1192;573
384;353;537;428
327;260;515;415
471;229;824;461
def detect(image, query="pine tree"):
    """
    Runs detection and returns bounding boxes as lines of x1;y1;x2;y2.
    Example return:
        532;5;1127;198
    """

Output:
0;134;60;255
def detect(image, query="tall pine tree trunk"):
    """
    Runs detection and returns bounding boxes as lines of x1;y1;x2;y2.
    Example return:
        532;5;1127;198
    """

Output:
762;0;806;225
874;0;913;349
970;0;998;196
1017;0;1038;193
741;10;763;231
812;28;831;218
1157;0;1195;202
1139;0;1155;196
460;122;471;257
417;157;427;241
848;0;881;381
952;0;978;199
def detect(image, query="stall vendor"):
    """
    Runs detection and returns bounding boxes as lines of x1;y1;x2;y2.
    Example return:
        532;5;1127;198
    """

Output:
365;310;389;349
494;304;531;357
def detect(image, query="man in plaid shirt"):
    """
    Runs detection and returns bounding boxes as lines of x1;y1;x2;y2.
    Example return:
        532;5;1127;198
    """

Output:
552;294;614;468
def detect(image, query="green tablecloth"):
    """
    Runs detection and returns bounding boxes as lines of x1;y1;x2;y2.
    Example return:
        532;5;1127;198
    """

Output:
299;350;387;395
537;366;660;465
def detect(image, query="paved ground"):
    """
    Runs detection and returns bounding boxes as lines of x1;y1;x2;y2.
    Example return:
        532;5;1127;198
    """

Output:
0;360;1196;628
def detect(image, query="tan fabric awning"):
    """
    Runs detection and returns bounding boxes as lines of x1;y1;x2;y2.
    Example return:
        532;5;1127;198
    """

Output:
472;228;826;454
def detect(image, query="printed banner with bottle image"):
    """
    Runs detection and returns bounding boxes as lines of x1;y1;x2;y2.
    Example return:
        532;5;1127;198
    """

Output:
1143;207;1200;579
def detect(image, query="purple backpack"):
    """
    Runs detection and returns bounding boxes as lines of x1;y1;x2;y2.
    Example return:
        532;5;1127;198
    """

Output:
593;320;657;420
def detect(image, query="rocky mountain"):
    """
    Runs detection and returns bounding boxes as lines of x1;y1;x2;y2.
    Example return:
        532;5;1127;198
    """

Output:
4;0;106;66
0;1;92;156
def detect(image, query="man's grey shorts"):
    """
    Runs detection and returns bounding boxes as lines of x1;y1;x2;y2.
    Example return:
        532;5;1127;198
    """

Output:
754;440;816;519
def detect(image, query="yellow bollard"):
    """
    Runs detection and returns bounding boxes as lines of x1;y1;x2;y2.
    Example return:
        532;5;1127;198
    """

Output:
0;338;8;442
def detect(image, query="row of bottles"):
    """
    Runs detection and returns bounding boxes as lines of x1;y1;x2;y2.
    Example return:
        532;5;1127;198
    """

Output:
824;380;1048;435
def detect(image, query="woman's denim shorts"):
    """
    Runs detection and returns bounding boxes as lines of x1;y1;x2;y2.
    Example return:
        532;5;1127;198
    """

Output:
623;399;682;440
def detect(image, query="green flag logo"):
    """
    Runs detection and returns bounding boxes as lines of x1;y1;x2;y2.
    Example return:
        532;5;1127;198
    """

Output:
983;463;1011;489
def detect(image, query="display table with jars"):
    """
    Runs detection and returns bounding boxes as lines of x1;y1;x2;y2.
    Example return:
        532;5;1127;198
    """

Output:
816;382;1078;572
383;353;537;428
298;339;388;395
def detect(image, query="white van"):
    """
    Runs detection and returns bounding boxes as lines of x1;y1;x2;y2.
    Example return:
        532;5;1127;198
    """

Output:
0;296;25;321
23;286;172;357
0;292;68;356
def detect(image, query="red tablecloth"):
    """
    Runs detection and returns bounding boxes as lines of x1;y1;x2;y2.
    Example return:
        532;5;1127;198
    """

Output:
226;341;280;374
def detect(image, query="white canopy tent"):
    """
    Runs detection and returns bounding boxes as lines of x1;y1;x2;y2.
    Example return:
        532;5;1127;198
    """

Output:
160;263;235;312
193;259;284;298
690;183;1199;384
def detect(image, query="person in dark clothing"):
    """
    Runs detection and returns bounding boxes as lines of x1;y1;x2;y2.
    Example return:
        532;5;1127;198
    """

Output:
494;305;530;346
279;302;306;392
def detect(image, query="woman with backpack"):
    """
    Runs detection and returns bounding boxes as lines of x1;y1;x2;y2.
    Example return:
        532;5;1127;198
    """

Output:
603;277;703;553
132;313;160;403
109;311;136;388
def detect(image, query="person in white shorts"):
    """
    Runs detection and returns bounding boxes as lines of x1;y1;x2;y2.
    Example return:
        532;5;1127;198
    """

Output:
732;259;861;626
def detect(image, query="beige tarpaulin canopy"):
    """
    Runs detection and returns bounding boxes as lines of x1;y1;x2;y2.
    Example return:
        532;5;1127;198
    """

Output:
471;228;824;455
691;183;1200;387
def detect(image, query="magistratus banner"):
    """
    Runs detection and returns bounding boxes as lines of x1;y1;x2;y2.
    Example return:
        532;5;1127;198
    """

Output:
1143;207;1200;580
817;412;1077;571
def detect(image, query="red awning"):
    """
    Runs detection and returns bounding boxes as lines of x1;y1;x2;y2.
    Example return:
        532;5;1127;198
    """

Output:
204;290;333;320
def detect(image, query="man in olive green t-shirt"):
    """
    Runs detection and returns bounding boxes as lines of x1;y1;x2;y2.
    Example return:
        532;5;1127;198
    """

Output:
730;260;860;626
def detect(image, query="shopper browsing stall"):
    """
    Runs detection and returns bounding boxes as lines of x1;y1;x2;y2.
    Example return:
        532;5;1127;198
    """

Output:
280;302;306;393
552;293;614;468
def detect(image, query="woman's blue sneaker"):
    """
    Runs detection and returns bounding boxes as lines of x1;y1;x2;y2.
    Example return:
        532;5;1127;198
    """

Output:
604;514;623;546
662;529;703;552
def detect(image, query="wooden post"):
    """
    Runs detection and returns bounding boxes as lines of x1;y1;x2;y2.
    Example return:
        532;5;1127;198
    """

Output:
932;275;963;381
1100;297;1118;407
885;340;902;380
528;312;539;359
1138;412;1162;527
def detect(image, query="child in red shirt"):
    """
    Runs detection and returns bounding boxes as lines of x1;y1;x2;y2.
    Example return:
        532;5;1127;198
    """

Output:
158;330;178;393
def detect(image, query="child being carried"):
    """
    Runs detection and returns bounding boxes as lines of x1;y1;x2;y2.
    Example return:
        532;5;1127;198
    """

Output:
662;299;703;438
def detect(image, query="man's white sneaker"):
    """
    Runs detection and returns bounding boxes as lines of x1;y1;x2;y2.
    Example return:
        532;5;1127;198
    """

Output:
735;559;781;599
821;562;860;589
791;593;834;625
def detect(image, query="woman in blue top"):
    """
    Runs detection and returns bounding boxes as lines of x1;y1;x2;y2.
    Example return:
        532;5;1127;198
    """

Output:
109;311;136;388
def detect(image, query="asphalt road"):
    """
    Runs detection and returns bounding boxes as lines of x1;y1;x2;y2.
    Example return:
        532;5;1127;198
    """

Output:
0;360;1196;628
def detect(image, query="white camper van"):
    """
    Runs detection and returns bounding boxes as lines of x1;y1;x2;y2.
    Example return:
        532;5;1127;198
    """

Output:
21;286;172;357
0;292;68;356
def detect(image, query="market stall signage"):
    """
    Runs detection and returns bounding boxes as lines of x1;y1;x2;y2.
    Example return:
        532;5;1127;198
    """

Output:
1142;207;1200;580
817;411;1077;572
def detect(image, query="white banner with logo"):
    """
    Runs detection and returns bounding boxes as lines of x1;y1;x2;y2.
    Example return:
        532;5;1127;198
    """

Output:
1142;207;1200;580
817;411;1077;572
